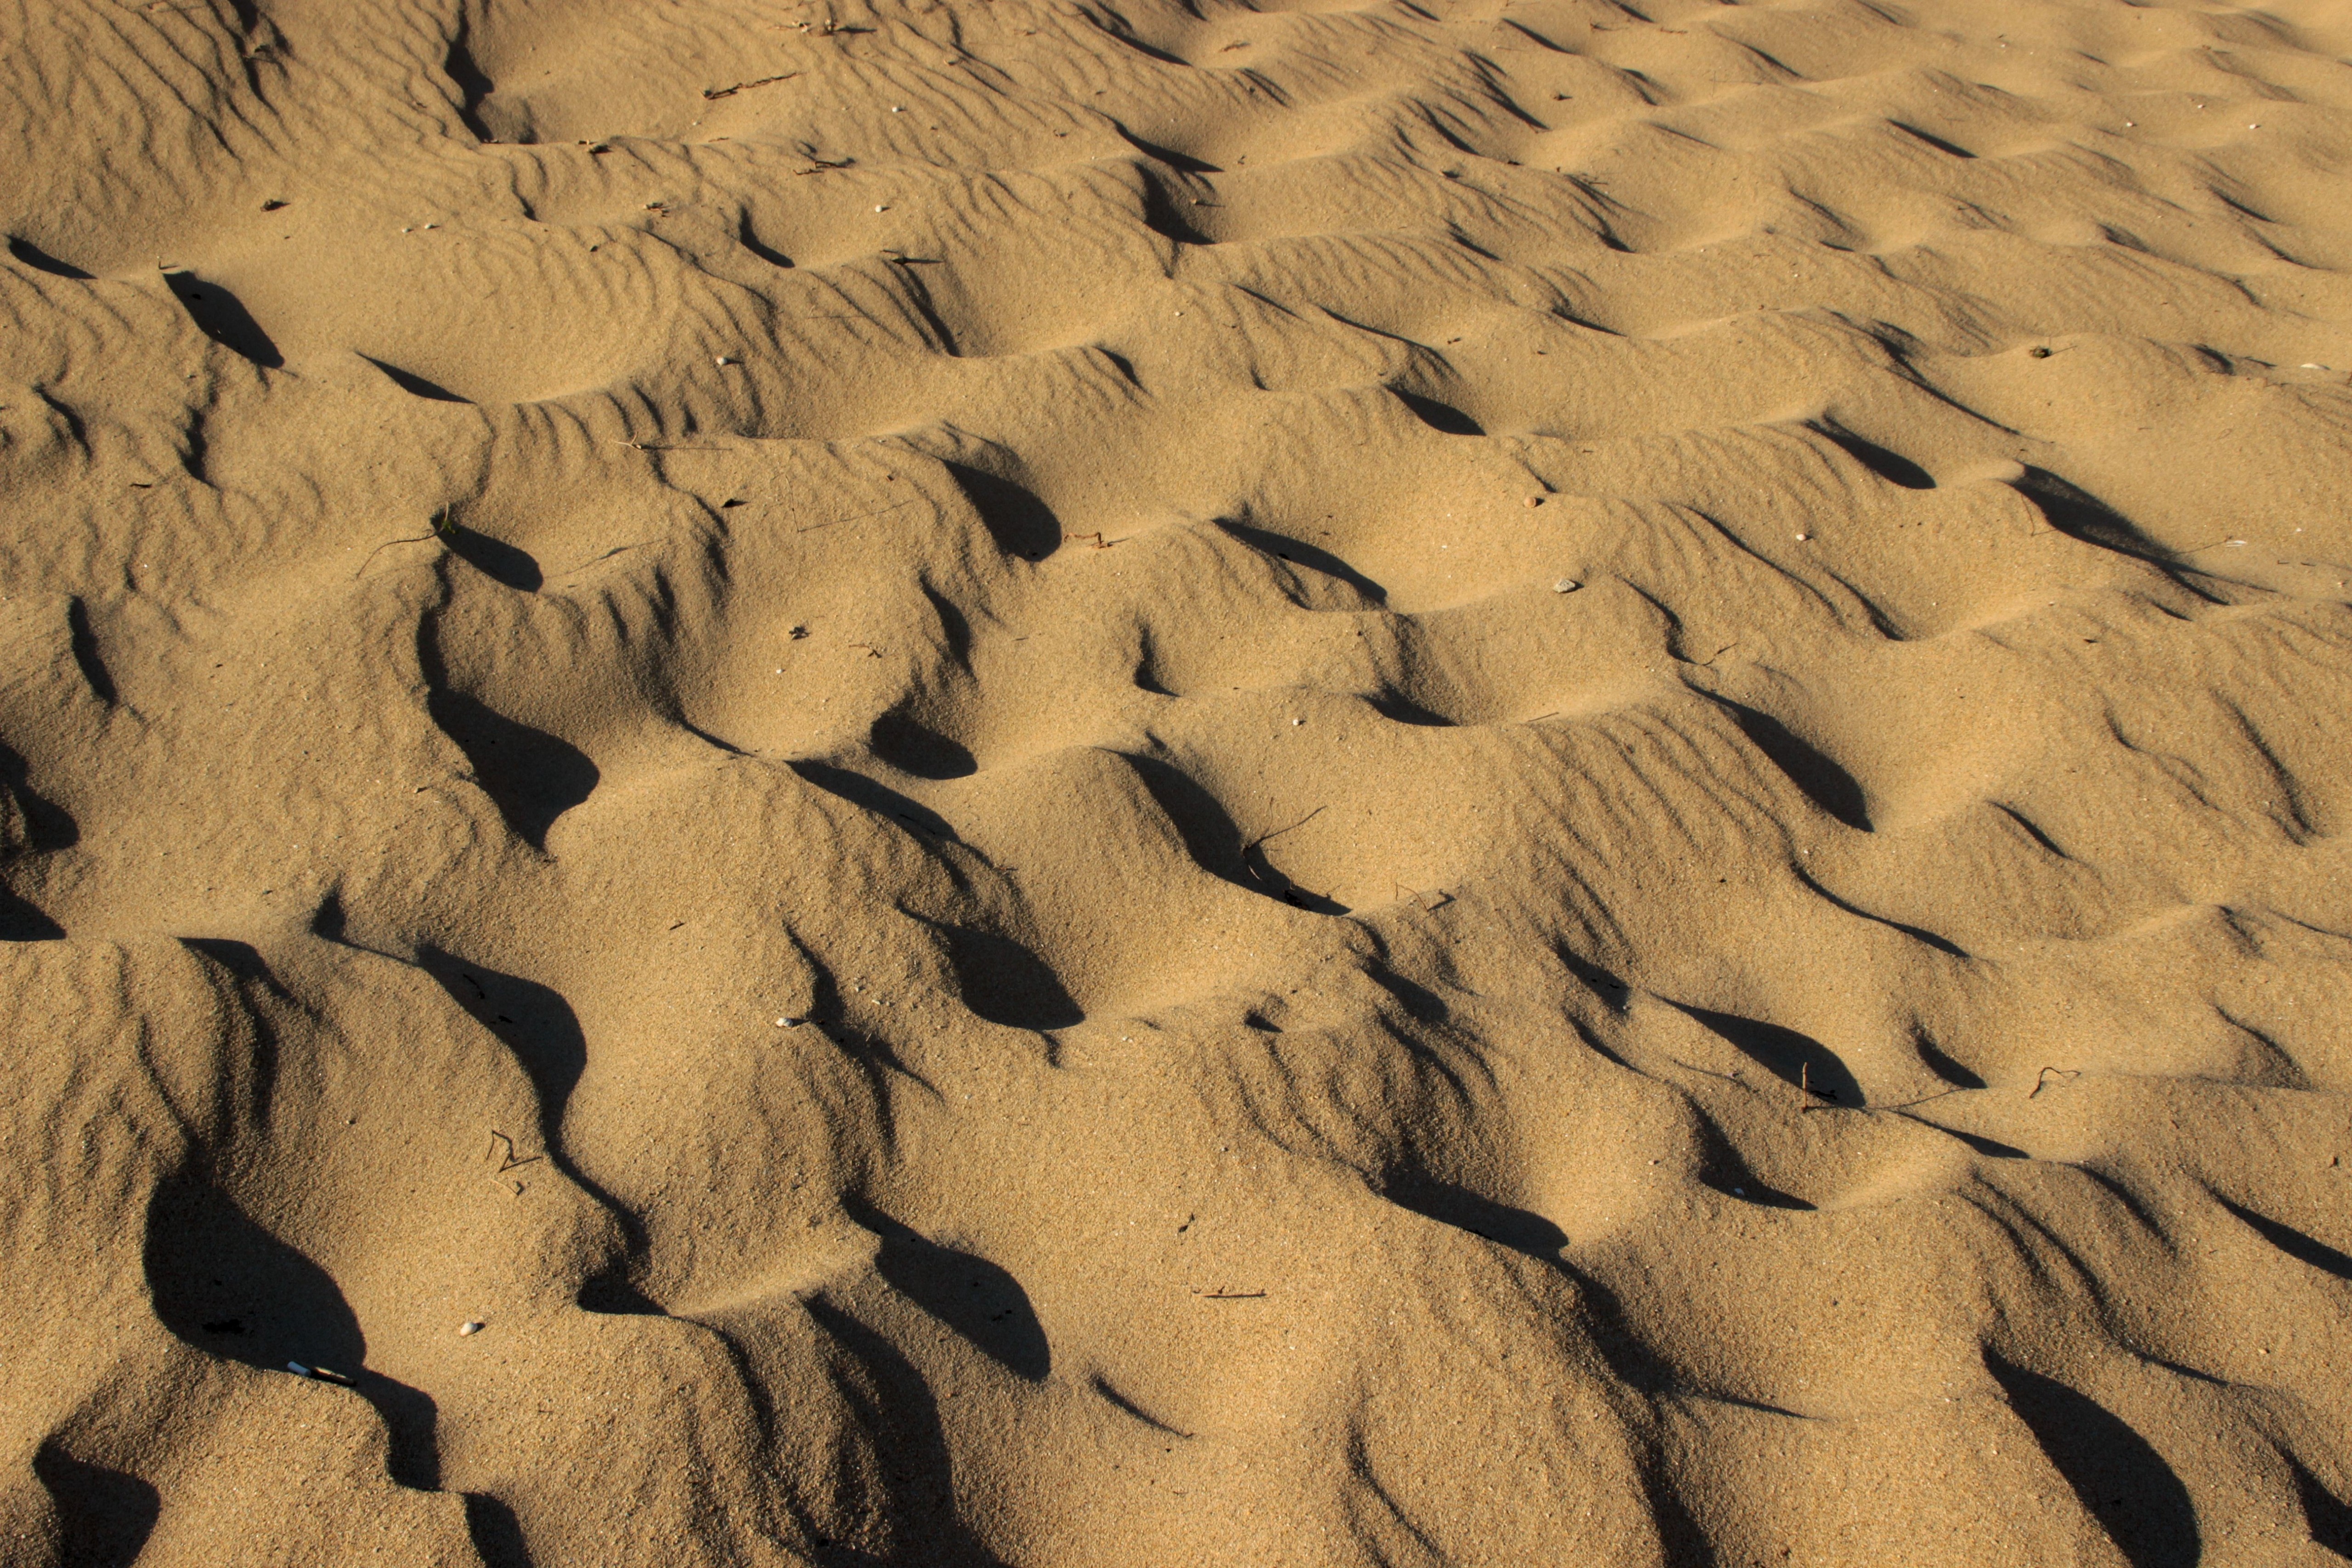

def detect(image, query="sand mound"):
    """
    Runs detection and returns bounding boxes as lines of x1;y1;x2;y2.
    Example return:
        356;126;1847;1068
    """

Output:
5;0;2352;1562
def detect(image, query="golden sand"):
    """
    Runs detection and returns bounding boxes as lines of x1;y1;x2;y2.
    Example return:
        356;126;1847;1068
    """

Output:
4;0;2352;1562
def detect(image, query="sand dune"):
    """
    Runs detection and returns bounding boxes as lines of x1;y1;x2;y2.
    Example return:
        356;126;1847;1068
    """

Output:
4;0;2352;1562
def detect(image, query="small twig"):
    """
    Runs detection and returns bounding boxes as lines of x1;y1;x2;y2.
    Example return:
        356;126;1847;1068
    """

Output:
1062;530;1113;550
797;497;918;534
1249;805;1324;850
1391;880;1450;911
2029;1065;2081;1099
554;542;641;577
702;71;800;100
1244;807;1327;903
846;642;883;657
1193;1289;1266;1299
486;1130;545;1173
353;532;441;577
1806;1086;1961;1117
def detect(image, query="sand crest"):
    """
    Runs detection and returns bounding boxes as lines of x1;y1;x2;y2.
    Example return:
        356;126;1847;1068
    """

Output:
4;0;2352;1562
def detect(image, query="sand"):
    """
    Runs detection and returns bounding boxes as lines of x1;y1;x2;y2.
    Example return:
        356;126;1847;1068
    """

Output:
3;0;2351;1562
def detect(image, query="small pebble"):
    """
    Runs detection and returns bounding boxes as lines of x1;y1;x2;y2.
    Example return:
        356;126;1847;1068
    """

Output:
775;1016;791;1027
1795;532;1809;542
715;355;734;366
874;204;889;213
1553;578;1579;593
1290;717;1303;726
1524;496;1543;509
458;1321;483;1336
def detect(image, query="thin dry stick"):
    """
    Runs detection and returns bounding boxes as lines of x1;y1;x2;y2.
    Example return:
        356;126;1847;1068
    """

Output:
702;71;799;100
1248;805;1325;852
797;497;918;534
2029;1066;2081;1099
1391;880;1449;911
352;531;441;577
486;1130;544;1173
554;542;642;578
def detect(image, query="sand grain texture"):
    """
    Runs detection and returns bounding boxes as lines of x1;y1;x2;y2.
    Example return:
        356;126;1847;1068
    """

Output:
5;0;2352;1562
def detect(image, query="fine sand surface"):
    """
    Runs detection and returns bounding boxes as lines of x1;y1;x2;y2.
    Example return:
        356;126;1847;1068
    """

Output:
5;0;2352;1563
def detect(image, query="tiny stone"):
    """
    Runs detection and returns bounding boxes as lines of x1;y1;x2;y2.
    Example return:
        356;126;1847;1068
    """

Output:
1553;578;1579;593
1524;496;1543;508
1795;533;1809;542
775;1017;790;1027
874;204;888;213
458;1321;483;1336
